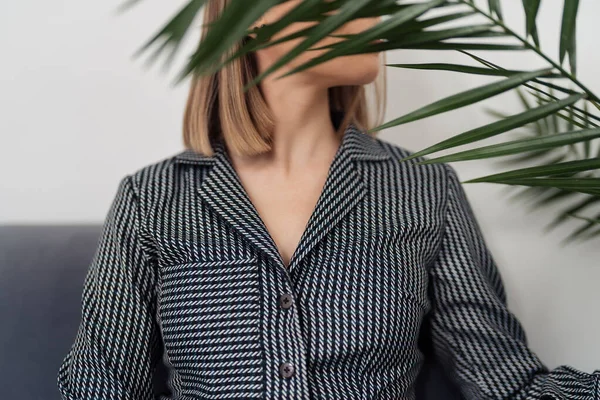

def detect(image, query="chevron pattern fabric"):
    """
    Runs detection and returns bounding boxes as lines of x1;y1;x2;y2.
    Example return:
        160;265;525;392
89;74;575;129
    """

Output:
57;123;600;399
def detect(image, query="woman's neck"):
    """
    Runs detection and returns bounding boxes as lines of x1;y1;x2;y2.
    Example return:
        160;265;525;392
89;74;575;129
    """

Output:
235;78;340;172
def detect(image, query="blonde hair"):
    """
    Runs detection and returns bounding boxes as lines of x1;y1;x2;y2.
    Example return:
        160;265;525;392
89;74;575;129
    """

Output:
183;0;387;157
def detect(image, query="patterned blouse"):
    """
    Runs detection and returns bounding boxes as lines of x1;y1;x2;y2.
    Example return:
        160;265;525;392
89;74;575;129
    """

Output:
57;123;600;399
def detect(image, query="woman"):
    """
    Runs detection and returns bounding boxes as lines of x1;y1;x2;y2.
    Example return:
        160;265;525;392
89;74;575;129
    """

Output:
57;0;600;399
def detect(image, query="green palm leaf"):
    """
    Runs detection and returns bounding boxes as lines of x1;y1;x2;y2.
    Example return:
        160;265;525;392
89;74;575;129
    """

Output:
412;127;600;164
387;63;563;78
559;0;580;72
367;68;553;133
131;0;209;72
400;93;584;161
522;0;541;47
242;0;383;90
463;158;600;183
545;196;600;231
488;0;503;20
272;0;447;82
178;0;279;81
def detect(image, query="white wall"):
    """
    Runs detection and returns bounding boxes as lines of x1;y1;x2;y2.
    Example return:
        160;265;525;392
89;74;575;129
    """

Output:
1;0;598;373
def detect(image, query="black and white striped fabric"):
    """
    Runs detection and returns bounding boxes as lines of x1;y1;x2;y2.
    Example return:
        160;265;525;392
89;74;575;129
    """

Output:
57;122;600;399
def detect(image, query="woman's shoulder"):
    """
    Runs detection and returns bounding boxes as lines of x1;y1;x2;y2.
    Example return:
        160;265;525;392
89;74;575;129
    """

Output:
374;136;454;186
118;149;212;203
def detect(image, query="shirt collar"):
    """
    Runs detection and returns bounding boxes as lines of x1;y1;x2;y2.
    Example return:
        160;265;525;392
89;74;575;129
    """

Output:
172;122;392;166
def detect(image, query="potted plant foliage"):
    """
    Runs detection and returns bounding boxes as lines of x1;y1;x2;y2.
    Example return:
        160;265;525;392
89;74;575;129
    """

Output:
122;0;600;242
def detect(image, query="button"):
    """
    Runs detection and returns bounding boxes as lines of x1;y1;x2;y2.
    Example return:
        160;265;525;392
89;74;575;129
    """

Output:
279;362;295;378
279;293;293;309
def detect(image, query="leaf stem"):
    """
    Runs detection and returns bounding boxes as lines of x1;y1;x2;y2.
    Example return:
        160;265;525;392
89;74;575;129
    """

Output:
458;0;600;103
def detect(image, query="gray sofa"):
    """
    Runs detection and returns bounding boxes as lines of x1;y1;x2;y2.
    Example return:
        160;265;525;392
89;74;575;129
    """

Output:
0;224;463;399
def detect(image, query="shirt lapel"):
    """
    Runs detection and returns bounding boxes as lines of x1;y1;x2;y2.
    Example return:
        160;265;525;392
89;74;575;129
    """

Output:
285;125;382;274
174;123;392;273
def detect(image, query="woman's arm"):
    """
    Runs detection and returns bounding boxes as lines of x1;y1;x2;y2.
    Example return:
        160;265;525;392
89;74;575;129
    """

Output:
57;175;163;400
429;164;600;400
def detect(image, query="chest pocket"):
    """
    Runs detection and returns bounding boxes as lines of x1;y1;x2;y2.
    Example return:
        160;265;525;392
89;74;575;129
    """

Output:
363;228;431;308
157;256;264;398
324;229;431;346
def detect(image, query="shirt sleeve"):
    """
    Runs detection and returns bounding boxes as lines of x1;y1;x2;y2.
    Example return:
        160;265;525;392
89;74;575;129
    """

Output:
57;175;163;400
428;163;600;400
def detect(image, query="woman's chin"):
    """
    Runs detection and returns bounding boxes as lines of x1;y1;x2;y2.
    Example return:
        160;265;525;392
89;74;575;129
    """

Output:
303;55;381;86
345;65;381;86
345;55;381;84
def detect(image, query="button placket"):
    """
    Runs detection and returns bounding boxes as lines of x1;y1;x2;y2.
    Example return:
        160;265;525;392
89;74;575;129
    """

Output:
262;261;311;397
278;291;296;380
